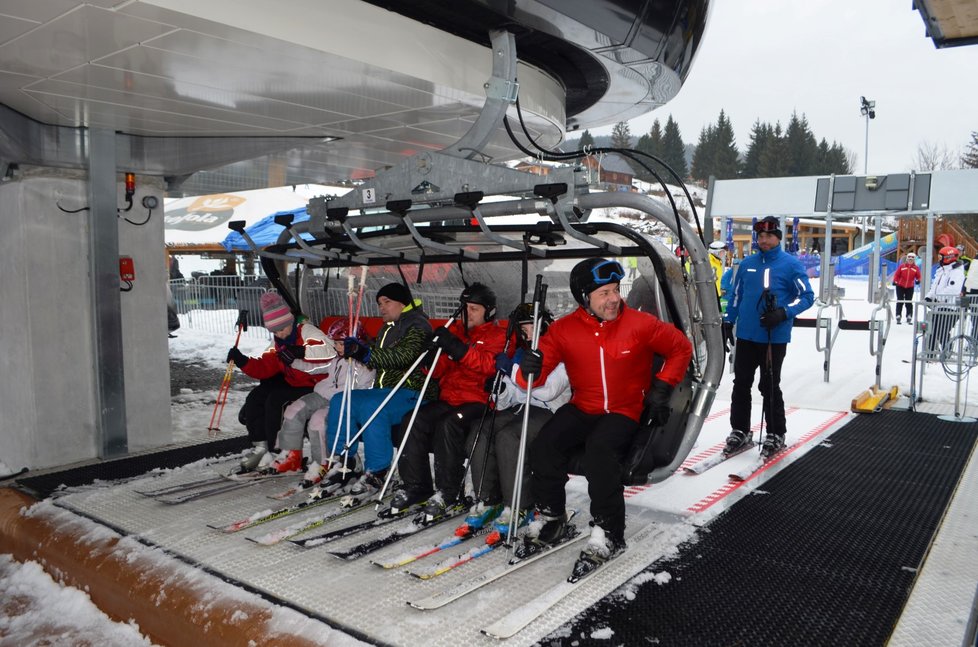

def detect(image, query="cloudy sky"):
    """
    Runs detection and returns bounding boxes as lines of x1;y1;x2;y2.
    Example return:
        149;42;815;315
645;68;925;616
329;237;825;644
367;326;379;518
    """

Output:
595;0;978;175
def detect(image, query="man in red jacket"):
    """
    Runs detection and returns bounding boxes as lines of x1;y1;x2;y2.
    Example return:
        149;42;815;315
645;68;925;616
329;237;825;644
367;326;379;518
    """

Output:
517;258;692;575
892;252;921;324
392;283;507;520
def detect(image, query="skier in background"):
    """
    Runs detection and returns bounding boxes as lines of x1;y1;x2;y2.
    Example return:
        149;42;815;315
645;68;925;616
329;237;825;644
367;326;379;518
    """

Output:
892;252;921;324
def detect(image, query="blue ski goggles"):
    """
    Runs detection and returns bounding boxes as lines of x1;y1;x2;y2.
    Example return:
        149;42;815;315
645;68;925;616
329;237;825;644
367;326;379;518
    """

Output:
590;260;625;284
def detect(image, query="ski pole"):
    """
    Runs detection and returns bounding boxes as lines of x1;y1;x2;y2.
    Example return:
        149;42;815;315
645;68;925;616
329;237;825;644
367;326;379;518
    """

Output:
508;276;546;546
376;307;463;507
208;309;249;436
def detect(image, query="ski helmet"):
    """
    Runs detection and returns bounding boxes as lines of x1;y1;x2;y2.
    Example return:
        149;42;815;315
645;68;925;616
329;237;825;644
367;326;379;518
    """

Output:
460;282;496;320
709;241;727;257
938;245;960;265
510;302;554;341
570;258;625;307
327;319;367;342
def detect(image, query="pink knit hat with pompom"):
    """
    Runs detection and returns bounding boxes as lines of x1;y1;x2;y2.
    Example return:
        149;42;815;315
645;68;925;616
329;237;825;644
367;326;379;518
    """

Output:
260;292;293;331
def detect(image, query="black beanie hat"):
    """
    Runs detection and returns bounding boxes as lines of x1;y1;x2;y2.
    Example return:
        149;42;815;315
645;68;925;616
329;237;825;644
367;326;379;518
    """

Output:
376;282;412;306
756;216;783;240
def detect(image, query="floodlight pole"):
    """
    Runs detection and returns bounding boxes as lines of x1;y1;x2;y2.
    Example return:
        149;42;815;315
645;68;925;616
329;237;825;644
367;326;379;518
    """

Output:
859;96;876;175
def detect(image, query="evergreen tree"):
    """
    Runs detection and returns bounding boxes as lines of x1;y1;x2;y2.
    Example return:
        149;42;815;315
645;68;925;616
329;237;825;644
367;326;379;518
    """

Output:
690;124;715;182
826;142;852;174
757;123;788;177
661;116;689;180
610;121;633;149
712;110;741;179
963;131;978;168
634;120;663;182
784;112;819;176
814;138;832;174
578;129;595;150
742;120;773;179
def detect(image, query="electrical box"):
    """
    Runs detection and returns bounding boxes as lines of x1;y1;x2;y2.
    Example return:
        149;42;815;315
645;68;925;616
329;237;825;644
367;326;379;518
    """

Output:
119;256;135;282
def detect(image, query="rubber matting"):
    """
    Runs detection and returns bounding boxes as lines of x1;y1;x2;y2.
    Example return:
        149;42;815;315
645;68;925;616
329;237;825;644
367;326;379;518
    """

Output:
547;410;977;646
15;435;250;499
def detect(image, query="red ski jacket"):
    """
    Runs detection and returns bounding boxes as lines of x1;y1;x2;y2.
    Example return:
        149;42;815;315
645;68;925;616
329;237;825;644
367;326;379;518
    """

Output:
430;320;507;407
892;262;921;289
519;304;692;422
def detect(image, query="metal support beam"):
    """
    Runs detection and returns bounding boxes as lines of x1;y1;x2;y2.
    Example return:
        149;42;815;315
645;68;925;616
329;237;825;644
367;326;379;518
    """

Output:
87;128;128;458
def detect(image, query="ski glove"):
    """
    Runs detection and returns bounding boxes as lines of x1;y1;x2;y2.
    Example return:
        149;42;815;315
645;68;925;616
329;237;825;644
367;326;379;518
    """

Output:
227;347;248;369
430;327;468;361
342;337;371;363
277;344;305;365
759;307;787;329
494;351;515;375
721;322;735;353
484;375;505;394
648;379;674;428
519;348;543;380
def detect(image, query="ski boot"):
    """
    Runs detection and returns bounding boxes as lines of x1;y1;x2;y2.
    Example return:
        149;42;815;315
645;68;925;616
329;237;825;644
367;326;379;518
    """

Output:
389;487;431;515
570;524;626;582
455;501;503;537
238;441;267;473
761;433;785;458
322;456;361;491
723;429;752;456
348;469;387;497
514;508;567;560
300;462;327;489
486;507;534;546
269;449;303;474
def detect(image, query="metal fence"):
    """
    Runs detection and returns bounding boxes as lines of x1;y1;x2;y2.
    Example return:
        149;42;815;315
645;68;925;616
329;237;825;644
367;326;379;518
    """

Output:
170;278;626;339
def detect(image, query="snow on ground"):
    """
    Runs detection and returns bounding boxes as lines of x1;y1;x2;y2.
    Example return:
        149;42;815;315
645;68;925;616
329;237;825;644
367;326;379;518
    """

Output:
2;276;972;644
0;554;159;647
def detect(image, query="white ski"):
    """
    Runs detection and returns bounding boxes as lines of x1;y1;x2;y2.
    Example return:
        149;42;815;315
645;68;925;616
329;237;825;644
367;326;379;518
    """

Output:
480;523;664;640
407;531;586;611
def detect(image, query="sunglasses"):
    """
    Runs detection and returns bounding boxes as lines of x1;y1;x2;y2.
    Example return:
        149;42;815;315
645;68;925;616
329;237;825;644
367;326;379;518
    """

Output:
590;260;625;284
753;219;780;234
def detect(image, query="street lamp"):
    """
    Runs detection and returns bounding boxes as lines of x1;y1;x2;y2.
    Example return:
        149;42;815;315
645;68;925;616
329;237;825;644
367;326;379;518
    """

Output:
860;96;876;174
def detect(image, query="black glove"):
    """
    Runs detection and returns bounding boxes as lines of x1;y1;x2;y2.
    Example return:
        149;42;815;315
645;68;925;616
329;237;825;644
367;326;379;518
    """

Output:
648;379;674;428
342;337;371;363
431;327;468;361
759;307;787;329
519;348;543;380
484;374;506;394
721;322;735;353
277;344;305;365
227;347;248;369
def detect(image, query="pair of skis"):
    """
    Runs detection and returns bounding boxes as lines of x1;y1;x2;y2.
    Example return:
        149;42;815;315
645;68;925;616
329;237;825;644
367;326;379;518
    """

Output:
684;439;787;481
134;470;290;504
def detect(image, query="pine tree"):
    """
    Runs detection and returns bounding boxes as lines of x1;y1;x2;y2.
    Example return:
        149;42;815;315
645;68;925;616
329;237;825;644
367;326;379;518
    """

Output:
712;110;741;179
962;131;978;168
634;120;663;182
661;116;689;180
690;124;715;182
578;129;595;150
757;123;787;177
784;112;819;176
611;121;633;150
742;120;773;179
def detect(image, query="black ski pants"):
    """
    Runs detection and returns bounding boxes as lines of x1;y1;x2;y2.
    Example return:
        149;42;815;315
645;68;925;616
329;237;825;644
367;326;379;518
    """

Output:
894;285;915;320
530;404;636;541
241;374;313;449
394;400;486;501
730;338;787;438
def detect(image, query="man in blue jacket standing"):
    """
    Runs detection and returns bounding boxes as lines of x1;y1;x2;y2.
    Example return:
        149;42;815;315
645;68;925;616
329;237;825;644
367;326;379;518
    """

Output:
721;216;814;457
